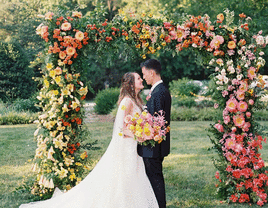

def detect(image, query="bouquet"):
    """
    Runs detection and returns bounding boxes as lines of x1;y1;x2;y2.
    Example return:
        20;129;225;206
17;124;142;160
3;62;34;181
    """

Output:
124;110;170;146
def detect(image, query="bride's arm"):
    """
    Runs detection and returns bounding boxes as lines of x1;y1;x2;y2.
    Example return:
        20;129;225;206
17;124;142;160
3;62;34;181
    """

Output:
122;98;134;138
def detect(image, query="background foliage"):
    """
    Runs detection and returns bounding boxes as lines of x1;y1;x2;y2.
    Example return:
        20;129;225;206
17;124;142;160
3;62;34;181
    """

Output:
1;0;267;100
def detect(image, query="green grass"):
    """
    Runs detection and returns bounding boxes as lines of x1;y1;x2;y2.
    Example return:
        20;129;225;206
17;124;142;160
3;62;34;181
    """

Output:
1;122;268;208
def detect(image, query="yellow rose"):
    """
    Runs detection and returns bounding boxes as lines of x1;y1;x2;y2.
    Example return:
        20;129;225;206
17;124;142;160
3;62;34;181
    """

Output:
44;79;50;88
49;70;56;78
46;63;53;70
55;76;61;85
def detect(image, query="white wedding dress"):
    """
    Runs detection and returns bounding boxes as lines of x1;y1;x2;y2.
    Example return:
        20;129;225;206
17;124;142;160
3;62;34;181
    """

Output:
20;97;159;208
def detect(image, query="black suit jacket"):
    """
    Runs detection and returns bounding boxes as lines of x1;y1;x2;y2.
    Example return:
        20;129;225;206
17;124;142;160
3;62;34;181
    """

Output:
137;82;171;158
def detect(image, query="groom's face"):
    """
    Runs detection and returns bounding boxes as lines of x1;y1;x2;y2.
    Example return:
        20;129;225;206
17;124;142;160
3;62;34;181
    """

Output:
142;67;153;86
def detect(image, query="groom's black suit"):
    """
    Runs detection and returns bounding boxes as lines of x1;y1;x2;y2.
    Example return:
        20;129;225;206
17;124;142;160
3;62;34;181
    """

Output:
137;82;171;208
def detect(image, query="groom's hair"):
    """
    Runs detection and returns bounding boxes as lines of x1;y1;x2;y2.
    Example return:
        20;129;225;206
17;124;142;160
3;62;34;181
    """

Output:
140;59;162;75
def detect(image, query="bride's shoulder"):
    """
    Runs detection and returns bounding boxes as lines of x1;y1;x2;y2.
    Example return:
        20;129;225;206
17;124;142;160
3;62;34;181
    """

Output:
121;96;134;107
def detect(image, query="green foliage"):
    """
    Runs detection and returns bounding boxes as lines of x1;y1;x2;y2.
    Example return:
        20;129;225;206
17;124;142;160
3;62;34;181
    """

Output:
171;106;222;121
0;40;36;101
169;78;202;97
172;96;197;108
0;100;38;125
94;87;120;114
12;97;41;113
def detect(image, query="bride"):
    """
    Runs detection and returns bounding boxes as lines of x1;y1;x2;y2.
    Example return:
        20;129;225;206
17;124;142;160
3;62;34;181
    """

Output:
20;72;159;208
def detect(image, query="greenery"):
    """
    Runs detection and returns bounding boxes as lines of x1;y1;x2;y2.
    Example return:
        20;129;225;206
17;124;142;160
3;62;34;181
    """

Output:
170;107;222;122
1;121;268;207
1;0;267;99
0;100;38;125
0;40;37;101
94;87;120;114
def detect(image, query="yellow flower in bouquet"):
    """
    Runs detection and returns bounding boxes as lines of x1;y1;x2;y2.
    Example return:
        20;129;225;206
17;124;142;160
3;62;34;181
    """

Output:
125;110;169;146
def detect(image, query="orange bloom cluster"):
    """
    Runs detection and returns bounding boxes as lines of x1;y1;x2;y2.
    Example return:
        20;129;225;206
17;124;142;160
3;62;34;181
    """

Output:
47;26;89;65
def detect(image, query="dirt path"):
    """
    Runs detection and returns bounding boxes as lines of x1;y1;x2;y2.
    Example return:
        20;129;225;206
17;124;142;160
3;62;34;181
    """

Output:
84;103;114;123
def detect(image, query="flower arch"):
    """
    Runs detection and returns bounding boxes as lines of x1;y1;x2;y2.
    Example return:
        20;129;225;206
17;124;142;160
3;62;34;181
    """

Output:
32;9;268;205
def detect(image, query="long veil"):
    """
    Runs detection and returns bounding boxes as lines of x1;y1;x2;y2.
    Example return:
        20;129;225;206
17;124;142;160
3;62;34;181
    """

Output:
20;97;158;208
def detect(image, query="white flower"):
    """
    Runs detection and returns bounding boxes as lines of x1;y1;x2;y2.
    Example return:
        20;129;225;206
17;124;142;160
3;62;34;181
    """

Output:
266;36;268;44
237;74;243;80
227;60;233;66
47;146;55;161
256;35;265;45
227;66;235;74
209;59;215;65
224;77;229;84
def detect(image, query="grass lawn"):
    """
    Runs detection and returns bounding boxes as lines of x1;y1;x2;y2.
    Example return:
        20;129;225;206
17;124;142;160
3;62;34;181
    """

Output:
1;121;268;208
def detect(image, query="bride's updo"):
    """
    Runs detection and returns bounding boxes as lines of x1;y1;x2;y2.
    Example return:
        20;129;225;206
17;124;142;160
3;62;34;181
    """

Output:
118;72;143;109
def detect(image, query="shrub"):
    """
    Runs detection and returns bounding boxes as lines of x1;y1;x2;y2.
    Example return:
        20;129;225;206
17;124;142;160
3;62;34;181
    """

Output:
94;88;120;114
171;106;222;121
172;96;196;108
0;111;38;125
0;40;37;101
12;96;41;113
169;78;201;97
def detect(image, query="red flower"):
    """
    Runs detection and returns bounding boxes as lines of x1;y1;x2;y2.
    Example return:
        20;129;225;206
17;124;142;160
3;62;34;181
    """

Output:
230;194;238;202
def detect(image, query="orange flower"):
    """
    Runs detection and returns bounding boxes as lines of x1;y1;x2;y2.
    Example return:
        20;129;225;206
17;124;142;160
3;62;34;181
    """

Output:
239;13;246;18
72;11;82;18
217;13;224;22
238;39;246;46
66;46;76;56
131;25;140;34
61;22;72;31
228;41;236;49
59;51;66;59
75;31;84;41
45;12;54;20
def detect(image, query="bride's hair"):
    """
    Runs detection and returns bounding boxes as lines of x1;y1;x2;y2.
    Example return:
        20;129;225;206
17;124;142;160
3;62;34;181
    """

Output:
118;72;143;109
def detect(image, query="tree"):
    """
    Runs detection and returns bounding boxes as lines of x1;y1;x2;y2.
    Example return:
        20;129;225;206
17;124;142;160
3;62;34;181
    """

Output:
0;40;36;101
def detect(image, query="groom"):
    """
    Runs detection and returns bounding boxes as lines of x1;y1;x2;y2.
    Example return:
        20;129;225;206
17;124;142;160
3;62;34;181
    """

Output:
138;59;171;208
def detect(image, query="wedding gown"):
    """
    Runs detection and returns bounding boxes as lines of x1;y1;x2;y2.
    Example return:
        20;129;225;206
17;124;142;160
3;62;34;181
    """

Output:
20;97;159;208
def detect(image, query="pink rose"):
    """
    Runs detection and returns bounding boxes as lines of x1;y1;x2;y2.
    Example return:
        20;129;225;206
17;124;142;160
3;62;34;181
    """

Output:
249;99;254;105
215;123;224;132
246;112;251;117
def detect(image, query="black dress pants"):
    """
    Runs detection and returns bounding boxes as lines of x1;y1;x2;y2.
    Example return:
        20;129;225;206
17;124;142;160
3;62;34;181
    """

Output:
143;157;166;208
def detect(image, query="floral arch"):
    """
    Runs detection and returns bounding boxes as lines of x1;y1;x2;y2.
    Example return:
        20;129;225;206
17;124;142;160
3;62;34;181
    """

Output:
32;9;268;205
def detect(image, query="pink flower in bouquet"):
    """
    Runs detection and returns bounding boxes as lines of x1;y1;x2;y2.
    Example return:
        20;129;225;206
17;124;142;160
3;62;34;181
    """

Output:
210;35;224;49
226;98;238;112
214;103;219;109
153;135;162;143
124;114;133;124
237;101;248;112
249;99;254;105
61;22;72;31
247;67;256;80
233;114;245;128
236;90;245;100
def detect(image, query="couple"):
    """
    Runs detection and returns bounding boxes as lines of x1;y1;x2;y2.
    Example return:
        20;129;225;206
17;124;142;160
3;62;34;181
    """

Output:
20;59;171;208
